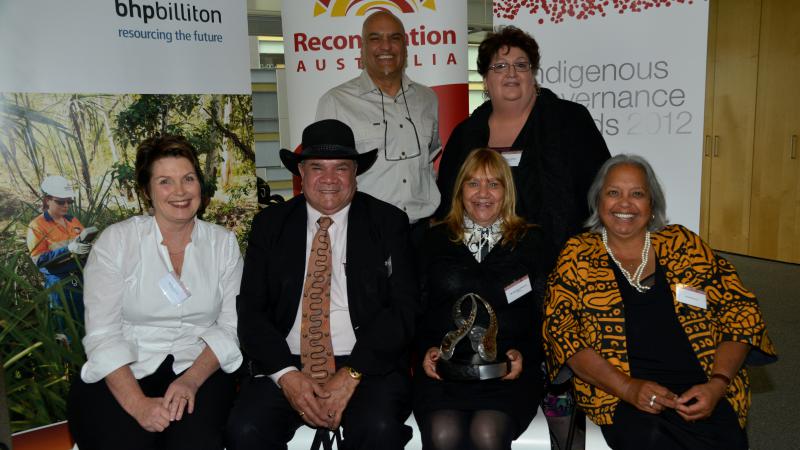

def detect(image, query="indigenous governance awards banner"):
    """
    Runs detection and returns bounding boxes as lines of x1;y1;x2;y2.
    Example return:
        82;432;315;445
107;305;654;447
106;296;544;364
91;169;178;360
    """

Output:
281;0;469;151
495;0;709;231
0;0;254;438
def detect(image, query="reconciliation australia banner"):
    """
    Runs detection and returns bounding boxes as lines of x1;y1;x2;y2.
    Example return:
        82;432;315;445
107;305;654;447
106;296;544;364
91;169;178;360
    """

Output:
0;0;253;438
281;0;469;152
495;0;709;231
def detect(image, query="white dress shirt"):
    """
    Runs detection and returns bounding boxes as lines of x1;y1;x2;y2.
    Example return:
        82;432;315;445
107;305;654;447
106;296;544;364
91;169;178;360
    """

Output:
80;215;243;383
269;203;356;384
316;71;441;222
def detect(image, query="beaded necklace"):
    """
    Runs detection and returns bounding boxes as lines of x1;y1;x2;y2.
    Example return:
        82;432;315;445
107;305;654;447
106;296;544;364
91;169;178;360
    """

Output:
602;228;651;293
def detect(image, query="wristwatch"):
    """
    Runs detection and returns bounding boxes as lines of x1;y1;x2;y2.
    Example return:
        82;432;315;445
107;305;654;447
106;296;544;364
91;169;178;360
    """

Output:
344;366;362;380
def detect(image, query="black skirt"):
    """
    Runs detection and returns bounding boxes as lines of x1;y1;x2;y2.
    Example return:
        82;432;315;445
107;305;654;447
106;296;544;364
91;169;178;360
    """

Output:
413;370;543;438
601;398;747;450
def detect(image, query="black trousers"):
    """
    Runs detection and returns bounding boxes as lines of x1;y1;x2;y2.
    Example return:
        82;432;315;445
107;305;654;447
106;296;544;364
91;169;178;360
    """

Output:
600;399;748;450
226;362;412;450
67;356;236;450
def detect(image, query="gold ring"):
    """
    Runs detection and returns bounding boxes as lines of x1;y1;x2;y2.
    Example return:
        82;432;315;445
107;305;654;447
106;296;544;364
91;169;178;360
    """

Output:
298;411;305;417
328;411;335;418
649;394;657;408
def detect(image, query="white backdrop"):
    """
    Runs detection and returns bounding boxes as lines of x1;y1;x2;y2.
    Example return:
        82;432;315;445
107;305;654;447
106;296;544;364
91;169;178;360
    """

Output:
281;0;468;151
0;0;251;94
495;1;709;231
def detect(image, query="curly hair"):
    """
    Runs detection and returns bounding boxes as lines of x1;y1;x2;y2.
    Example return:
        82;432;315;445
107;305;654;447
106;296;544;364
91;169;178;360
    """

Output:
476;25;541;78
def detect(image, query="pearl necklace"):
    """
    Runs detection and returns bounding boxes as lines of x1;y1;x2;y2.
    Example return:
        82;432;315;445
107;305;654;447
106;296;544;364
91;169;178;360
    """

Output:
602;228;651;293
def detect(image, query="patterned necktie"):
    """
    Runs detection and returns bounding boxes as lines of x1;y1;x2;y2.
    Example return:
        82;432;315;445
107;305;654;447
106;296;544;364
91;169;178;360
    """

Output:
300;216;336;384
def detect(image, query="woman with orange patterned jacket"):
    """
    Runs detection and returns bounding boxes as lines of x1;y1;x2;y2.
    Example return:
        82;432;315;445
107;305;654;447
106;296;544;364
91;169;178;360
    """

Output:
543;154;777;450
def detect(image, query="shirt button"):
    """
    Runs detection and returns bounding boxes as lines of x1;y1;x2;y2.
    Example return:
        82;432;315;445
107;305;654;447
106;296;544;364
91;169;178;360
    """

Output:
401;152;406;157
403;179;407;183
399;123;403;128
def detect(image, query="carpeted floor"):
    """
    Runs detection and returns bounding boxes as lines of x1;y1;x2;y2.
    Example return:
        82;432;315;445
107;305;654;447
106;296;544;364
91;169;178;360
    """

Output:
721;252;799;450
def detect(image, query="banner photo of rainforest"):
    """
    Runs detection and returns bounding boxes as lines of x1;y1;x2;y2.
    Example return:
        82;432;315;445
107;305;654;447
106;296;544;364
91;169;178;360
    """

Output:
0;0;253;442
0;92;256;434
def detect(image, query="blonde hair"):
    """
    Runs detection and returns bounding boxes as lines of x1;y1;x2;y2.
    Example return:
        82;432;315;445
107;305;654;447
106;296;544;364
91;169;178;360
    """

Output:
440;148;531;246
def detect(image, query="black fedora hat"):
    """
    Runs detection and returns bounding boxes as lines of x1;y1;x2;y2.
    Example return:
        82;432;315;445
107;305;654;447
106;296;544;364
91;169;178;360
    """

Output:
279;119;378;177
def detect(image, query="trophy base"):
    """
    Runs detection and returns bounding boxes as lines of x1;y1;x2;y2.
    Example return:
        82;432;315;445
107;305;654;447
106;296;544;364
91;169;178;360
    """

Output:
436;358;510;381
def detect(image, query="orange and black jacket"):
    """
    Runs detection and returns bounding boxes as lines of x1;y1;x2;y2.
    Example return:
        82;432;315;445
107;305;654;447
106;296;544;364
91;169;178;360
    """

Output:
543;224;777;427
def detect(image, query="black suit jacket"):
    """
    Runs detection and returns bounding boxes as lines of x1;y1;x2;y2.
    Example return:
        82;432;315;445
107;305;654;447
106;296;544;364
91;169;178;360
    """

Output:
237;192;419;377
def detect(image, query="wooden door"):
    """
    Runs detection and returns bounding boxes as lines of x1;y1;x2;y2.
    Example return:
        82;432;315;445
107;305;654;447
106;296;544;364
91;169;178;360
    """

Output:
748;0;800;263
699;0;719;240
705;0;762;254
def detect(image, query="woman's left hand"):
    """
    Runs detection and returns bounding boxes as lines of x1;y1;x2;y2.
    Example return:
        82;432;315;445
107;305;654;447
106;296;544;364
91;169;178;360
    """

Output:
675;379;727;421
501;349;523;380
162;374;201;421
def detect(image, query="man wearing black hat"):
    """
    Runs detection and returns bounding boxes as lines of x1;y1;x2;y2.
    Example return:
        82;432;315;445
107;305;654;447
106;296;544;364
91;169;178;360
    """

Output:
227;119;418;450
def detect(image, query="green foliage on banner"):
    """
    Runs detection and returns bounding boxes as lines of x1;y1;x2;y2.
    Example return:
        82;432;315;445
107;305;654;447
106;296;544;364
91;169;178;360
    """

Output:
0;92;258;432
0;223;85;431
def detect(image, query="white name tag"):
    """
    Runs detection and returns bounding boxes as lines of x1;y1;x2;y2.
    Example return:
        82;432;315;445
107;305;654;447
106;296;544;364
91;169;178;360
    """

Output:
500;150;522;167
676;284;706;309
158;271;191;306
505;275;532;304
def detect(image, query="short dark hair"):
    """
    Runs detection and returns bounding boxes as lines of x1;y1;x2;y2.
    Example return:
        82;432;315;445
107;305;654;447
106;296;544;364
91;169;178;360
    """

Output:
134;135;208;213
477;26;541;78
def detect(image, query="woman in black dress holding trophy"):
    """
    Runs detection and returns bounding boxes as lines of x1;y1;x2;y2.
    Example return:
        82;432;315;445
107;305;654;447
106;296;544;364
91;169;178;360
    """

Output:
414;148;547;450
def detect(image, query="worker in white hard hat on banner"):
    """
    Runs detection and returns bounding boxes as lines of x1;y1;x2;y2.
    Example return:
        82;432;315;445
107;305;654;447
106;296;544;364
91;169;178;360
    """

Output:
27;175;93;328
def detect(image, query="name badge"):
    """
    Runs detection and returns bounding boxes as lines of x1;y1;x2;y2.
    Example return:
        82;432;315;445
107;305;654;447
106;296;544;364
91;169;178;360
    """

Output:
499;150;522;167
505;275;532;304
675;284;706;309
158;271;191;306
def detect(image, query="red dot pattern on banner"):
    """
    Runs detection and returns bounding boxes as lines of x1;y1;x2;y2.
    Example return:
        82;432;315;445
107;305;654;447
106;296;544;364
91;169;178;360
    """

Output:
493;0;696;23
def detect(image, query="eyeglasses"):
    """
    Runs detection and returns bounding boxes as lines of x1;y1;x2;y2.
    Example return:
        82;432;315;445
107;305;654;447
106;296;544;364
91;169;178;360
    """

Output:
488;62;533;74
377;82;423;162
51;198;74;206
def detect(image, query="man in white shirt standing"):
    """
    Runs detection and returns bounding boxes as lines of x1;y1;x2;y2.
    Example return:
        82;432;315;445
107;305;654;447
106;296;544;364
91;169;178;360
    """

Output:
227;120;418;450
315;10;440;244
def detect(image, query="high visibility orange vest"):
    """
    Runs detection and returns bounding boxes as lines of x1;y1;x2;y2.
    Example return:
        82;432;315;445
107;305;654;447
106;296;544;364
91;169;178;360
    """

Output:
27;211;84;263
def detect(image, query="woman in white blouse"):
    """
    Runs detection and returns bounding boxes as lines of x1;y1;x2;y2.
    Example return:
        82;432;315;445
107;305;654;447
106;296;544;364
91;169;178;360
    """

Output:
67;135;243;450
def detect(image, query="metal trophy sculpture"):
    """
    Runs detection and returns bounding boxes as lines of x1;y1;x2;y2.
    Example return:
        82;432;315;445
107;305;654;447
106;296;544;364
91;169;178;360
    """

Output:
437;293;510;380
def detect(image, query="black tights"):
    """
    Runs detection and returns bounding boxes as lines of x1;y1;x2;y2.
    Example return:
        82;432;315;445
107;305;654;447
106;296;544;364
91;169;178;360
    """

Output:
420;409;516;450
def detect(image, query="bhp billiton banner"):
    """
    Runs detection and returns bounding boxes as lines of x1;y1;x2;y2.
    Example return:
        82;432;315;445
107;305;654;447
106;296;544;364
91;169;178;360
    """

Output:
281;0;468;150
495;0;709;231
0;0;253;441
0;0;250;94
